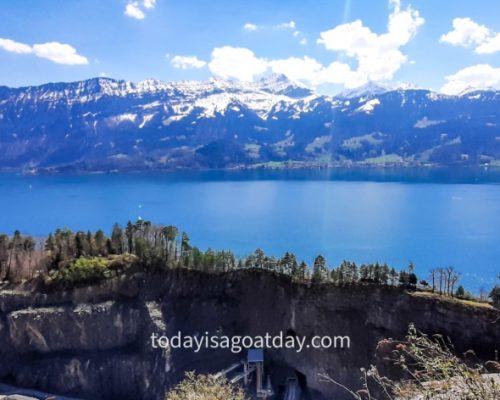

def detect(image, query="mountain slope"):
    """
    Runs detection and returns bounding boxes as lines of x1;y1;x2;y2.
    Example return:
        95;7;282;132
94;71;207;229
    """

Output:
0;75;499;172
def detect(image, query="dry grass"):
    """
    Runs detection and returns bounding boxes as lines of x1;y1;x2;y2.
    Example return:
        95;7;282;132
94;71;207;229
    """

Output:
410;290;493;310
165;372;247;400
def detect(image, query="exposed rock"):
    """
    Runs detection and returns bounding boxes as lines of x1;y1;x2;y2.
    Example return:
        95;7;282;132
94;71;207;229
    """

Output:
6;302;140;354
485;361;500;373
0;269;499;400
463;349;479;366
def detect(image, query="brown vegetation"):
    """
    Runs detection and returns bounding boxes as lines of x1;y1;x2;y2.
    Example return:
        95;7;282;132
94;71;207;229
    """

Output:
321;324;500;400
165;372;246;400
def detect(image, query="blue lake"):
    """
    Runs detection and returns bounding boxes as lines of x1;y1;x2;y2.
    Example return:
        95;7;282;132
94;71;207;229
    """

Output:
1;169;499;291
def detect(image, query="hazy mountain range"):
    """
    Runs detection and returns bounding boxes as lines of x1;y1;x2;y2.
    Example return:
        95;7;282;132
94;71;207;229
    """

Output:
0;74;499;172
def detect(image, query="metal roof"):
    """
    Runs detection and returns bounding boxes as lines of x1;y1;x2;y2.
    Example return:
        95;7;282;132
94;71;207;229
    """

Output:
247;348;264;362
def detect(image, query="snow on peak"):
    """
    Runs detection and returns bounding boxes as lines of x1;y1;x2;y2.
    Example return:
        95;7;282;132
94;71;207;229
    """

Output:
7;75;319;121
338;82;391;99
257;73;312;98
355;98;381;114
136;79;170;92
338;81;425;99
457;86;498;97
258;73;305;90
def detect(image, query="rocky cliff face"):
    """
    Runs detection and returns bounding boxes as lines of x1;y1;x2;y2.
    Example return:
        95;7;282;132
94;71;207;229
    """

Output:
1;269;499;400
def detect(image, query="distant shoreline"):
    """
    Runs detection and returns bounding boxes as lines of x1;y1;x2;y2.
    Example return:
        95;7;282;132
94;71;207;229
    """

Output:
1;161;500;177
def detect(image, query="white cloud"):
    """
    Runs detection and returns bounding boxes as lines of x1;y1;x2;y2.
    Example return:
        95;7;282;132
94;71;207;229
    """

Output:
320;62;366;88
32;42;88;65
266;56;361;88
208;46;268;81
245;0;424;88
143;0;156;9
317;0;424;86
389;0;401;11
278;21;307;46
476;33;500;54
0;38;32;54
267;56;363;88
268;56;323;84
292;30;308;45
277;21;296;30
196;1;423;89
125;2;145;19
440;18;490;48
171;55;207;69
441;64;500;95
243;23;258;32
124;0;157;19
441;17;500;55
205;1;424;90
242;20;306;45
0;37;88;65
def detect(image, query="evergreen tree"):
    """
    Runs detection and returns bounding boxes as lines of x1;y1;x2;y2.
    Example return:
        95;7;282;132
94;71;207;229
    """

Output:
263;256;277;271
373;264;380;281
94;230;107;256
75;231;87;258
359;264;369;282
389;268;398;286
330;267;339;284
244;254;254;269
289;254;299;278
380;264;390;285
455;285;465;298
399;271;410;286
254;249;265;269
408;272;418;289
298;261;308;281
125;221;134;253
181;232;191;265
162;226;178;262
86;231;94;256
312;255;328;283
280;252;293;275
110;223;124;254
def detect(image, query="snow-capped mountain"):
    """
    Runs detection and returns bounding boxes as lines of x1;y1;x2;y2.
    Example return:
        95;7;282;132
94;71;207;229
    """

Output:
0;75;499;171
338;82;424;99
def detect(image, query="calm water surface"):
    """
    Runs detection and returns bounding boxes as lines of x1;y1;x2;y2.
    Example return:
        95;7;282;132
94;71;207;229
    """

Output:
1;169;499;291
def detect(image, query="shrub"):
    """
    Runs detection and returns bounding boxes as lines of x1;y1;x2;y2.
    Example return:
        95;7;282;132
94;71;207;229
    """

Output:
107;253;139;270
321;324;500;400
165;372;246;400
44;254;139;286
45;257;112;286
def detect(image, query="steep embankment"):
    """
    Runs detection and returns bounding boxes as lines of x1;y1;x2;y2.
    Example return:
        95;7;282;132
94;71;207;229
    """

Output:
0;269;499;400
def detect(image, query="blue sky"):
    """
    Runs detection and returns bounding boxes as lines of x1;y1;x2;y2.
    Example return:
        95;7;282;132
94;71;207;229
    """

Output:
1;0;500;94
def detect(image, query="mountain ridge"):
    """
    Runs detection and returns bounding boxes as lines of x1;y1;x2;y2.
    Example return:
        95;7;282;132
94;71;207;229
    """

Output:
0;75;499;172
